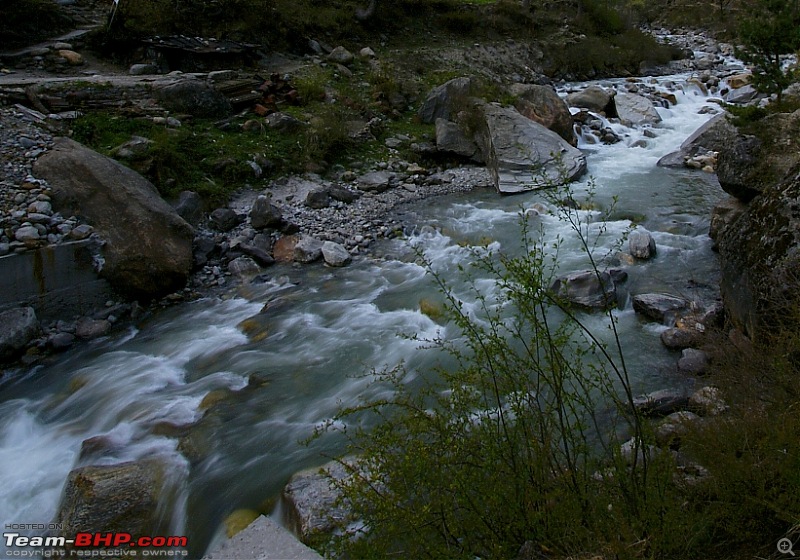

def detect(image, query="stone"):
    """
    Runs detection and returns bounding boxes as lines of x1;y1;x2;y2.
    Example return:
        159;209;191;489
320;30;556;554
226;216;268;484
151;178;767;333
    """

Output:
476;104;587;193
715;133;762;201
655;411;700;448
174;191;203;225
508;83;575;145
418;77;474;124
708;197;746;248
129;63;159;76
239;244;275;267
726;73;751;89
34;139;194;299
266;112;304;132
154;79;232;119
628;228;656;260
203;515;323;560
614;93;662;127
566;85;614;113
321;241;351;267
660;327;704;350
328;185;360;203
305;189;330;209
550;270;616;310
112;136;153;160
435;118;480;160
249;196;282;229
356;171;393;192
724;84;757;104
0;307;39;362
75;317;111;339
272;235;298;263
54;460;177;541
677;348;709;375
207;70;236;82
293;236;324;263
210;208;239;232
57;50;83;65
632;388;690;417
327;46;354;65
359;47;376;58
228;256;261;276
657;112;736;169
28;200;52;214
631;293;688;323
281;460;353;544
49;332;75;351
14;225;40;243
68;224;93;240
689;386;727;416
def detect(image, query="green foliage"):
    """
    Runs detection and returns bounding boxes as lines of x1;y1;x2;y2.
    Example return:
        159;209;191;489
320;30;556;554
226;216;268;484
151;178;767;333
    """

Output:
0;0;69;49
735;0;800;102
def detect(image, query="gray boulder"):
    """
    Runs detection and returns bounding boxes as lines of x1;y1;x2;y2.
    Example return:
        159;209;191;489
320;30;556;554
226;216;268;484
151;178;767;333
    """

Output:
715;133;762;201
321;241;351;267
655;411;700;447
55;460;177;541
477;104;587;193
632;388;690;417
628;228;656;260
0;307;39;362
550;270;616;310
678;348;709;375
657;113;736;169
689;386;727;416
660;326;705;350
228;256;261;276
154;79;232;118
34;138;194;300
294;236;324;263
281;460;353;544
566;85;614;113
210;208;239;232
249;196;282;229
632;293;688;323
356;171;393;193
708;197;747;248
508;83;576;145
613;93;662;127
174;191;203;226
75;317;111;340
327;46;354;65
435;118;481;160
724;84;757;104
418;77;474;124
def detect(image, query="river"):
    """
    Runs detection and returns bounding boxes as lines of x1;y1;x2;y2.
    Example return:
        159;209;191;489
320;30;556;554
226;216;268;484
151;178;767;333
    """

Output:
0;67;736;557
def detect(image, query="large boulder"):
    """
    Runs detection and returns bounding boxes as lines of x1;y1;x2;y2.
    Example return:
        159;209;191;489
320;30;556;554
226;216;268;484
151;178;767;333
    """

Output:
154;79;232;118
657;113;737;169
476;104;587;193
566;85;615;114
632;293;689;323
435;118;481;160
508;83;576;145
0;307;39;362
34;139;194;300
550;270;616;310
418;77;475;124
54;460;178;541
613;93;662;127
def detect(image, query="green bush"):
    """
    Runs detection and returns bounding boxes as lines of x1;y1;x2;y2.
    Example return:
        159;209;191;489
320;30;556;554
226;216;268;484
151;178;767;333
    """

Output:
0;0;70;48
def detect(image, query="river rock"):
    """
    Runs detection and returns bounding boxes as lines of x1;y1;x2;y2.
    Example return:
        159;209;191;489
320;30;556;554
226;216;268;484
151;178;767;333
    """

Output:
677;348;709;375
632;388;690;417
14;225;40;244
508;83;576;145
33;138;194;300
660;326;705;349
628;228;656;260
55;460;176;540
631;293;688;323
238;244;274;267
210;208;239;232
614;93;662;127
328;185;360;203
294;236;324;263
435;118;481;160
75;317;111;340
305;189;331;209
566;85;614;114
129;63;159;76
250;196;282;229
716;134;762;201
477;104;587;193
356;171;393;192
228;256;261;276
321;241;351;267
657;113;736;169
154;79;232;119
174;191;203;225
281;460;353;544
550;270;616;310
57;50;83;65
418;77;474;124
655;411;700;448
724;84;757;104
0;307;39;362
689;386;727;416
327;46;354;65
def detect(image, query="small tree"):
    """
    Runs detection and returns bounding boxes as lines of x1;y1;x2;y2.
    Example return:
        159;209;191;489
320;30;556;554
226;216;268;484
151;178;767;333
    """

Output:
736;0;800;103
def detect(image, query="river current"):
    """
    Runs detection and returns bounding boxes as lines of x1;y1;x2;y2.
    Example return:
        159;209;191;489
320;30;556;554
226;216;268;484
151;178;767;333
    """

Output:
0;68;737;556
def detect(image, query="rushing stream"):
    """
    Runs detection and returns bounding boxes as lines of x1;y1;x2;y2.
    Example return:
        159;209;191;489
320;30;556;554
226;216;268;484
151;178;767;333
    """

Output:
0;69;736;556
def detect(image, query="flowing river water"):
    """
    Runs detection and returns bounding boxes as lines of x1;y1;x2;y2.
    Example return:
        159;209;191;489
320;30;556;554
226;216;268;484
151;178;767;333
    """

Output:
0;67;739;556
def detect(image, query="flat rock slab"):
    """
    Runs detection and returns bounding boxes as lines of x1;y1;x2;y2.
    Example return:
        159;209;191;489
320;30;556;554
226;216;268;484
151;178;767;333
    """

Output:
632;293;689;323
203;516;322;560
